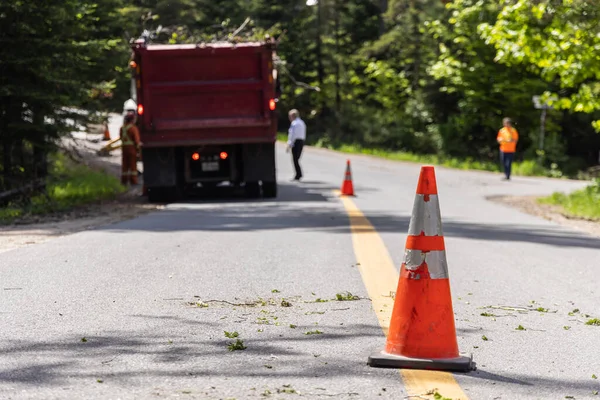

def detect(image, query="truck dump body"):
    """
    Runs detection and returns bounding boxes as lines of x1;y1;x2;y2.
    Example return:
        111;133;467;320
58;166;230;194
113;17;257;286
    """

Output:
130;40;279;202
133;42;277;147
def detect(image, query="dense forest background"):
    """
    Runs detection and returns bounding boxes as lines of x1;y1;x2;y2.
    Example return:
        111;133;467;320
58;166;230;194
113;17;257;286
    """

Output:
2;0;600;195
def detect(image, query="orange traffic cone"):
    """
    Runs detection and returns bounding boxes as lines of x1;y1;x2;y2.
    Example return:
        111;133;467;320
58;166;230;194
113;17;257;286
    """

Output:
340;160;355;196
102;123;111;141
368;166;475;372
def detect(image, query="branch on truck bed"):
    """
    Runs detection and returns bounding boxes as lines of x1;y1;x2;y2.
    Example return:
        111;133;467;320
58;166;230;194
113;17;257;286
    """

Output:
230;17;251;38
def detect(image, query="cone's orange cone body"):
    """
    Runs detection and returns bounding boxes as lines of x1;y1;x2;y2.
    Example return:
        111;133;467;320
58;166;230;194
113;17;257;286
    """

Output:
340;160;355;196
103;123;111;141
368;166;475;372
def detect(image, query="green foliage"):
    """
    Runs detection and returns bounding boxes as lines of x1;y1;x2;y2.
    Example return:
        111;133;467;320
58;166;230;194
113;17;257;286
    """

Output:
539;179;600;220
0;0;129;193
304;330;323;335
0;153;125;224
3;0;600;196
335;292;360;301
480;0;600;129
227;339;247;351
512;160;548;177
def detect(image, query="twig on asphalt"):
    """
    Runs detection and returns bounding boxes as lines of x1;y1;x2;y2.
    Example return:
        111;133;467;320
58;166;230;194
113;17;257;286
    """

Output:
301;392;360;397
192;298;261;307
402;389;438;400
484;306;530;313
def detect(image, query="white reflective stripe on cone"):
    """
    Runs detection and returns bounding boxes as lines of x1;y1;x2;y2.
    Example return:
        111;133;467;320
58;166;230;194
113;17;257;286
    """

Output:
407;194;443;236
403;249;449;279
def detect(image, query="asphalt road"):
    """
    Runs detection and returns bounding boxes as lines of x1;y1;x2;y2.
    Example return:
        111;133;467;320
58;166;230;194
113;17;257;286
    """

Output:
1;138;599;400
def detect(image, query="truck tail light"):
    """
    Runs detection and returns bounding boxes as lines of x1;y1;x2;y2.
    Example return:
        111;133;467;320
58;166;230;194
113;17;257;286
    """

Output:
220;152;228;160
137;104;144;115
192;152;200;161
269;98;276;111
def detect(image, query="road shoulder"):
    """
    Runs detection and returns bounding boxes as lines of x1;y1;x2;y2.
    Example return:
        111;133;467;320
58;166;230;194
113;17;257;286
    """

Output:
488;194;600;238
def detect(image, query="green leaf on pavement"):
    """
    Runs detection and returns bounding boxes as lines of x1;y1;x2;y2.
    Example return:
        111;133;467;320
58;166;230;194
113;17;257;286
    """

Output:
227;339;246;351
335;292;360;301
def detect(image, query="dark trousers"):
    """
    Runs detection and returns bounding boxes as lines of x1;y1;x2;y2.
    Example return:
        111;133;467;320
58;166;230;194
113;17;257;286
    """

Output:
291;139;304;179
500;151;514;179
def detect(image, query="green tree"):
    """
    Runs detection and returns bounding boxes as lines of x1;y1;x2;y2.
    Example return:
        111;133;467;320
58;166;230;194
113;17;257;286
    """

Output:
0;0;124;192
480;0;600;131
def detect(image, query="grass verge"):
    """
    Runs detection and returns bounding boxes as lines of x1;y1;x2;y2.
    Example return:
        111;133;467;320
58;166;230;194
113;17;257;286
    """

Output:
0;152;126;224
277;133;561;178
538;179;600;221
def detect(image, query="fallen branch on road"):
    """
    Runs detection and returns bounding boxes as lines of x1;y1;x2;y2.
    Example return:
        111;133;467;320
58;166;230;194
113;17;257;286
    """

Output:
190;298;261;307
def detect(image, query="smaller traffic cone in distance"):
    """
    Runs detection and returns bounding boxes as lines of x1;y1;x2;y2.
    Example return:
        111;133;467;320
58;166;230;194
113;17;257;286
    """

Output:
340;160;355;196
103;123;111;141
367;165;475;372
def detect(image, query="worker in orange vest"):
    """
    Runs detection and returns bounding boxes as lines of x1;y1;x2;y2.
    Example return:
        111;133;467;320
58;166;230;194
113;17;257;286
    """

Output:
120;111;142;185
497;117;519;180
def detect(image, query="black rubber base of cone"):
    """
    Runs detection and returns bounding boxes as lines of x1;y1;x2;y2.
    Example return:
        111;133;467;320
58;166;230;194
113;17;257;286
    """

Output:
368;350;476;372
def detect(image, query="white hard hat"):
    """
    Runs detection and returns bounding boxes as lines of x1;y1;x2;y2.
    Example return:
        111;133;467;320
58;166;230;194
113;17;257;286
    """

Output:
123;99;137;113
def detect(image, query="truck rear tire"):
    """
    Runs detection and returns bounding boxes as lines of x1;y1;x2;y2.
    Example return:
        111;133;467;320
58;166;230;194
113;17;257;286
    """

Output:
262;181;277;198
147;186;183;203
147;187;168;203
245;181;260;198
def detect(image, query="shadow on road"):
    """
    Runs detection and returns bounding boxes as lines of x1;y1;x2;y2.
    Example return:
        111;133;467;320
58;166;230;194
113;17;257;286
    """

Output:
174;179;379;205
1;324;597;397
441;221;600;250
0;323;383;386
457;368;600;394
97;177;600;249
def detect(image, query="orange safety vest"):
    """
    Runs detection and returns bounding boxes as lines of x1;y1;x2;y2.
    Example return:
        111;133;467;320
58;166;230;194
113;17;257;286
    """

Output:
497;127;518;153
121;124;135;146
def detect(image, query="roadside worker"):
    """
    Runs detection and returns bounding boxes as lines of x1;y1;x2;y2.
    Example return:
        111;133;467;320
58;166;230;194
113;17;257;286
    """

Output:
286;109;306;181
497;117;519;180
120;111;141;185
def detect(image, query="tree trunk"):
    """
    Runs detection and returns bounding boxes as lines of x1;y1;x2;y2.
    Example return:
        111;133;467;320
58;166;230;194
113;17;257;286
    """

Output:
1;134;12;191
411;0;421;91
316;0;324;90
334;0;341;139
32;105;48;183
379;0;388;36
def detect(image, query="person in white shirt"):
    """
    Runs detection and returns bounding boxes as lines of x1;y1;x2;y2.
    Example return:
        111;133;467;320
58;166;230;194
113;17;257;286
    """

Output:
286;109;307;181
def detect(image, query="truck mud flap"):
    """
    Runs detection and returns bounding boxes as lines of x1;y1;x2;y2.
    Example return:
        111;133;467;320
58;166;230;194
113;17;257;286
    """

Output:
142;147;177;187
242;143;276;182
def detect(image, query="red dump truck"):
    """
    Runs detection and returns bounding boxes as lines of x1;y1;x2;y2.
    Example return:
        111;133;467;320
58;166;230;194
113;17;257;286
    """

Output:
129;39;280;202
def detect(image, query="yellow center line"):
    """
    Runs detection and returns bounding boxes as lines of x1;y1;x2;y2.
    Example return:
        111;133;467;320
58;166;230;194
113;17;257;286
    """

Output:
338;193;469;400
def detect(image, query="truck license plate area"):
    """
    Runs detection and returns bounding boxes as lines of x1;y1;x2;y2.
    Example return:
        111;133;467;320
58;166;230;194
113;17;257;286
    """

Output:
201;161;219;172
